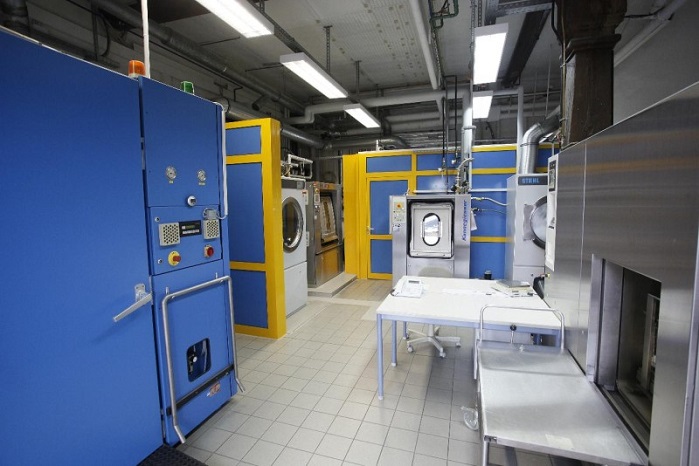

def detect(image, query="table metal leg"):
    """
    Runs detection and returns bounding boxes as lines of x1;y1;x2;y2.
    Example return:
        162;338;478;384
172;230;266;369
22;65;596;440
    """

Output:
481;439;489;466
377;314;384;400
504;446;518;466
403;321;408;339
391;319;397;367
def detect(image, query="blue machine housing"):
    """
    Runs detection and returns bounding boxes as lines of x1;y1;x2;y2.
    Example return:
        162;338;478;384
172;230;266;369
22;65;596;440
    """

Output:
139;78;237;445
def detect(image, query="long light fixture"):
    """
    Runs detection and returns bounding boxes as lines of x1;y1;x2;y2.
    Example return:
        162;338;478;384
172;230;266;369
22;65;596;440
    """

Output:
280;52;348;99
344;104;380;128
473;23;508;84
193;0;273;38
472;91;494;119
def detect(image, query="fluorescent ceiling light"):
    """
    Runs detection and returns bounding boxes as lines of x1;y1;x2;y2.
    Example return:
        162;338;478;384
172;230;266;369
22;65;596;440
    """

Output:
473;23;508;84
472;91;493;119
194;0;273;38
344;104;380;128
280;52;348;99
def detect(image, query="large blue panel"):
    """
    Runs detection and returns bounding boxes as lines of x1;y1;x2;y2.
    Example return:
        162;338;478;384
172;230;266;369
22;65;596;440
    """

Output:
231;270;269;328
0;31;162;464
152;260;234;443
536;147;557;170
367;155;412;172
226;126;262;155
470;243;506;279
141;78;222;207
417;175;455;192
471;191;508;237
471;173;511;190
227;164;265;262
416;153;458;171
370;179;409;234
371;239;393;274
472;149;516;168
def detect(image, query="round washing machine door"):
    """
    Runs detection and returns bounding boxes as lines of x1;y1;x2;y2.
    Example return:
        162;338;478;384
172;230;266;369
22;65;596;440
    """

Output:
528;196;547;249
282;196;304;252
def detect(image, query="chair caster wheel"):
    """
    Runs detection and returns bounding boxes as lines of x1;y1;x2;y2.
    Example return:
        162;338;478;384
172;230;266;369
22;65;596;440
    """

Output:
439;352;446;358
456;343;462;348
407;345;414;353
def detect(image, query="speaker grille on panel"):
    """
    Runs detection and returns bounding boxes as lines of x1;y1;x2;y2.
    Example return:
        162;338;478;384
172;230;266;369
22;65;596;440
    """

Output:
159;222;180;246
203;219;220;239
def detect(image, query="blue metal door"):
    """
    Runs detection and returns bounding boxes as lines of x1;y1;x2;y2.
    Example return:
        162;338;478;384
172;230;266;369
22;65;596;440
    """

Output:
368;179;409;277
0;31;162;464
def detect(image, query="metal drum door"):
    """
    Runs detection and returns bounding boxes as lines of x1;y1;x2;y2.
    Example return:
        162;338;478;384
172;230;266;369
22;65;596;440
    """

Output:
0;30;162;465
367;178;409;278
283;196;304;253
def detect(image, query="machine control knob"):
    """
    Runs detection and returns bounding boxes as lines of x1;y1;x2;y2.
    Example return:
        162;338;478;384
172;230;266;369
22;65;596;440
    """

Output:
204;245;215;258
186;195;197;207
165;166;177;182
168;251;182;266
197;169;207;183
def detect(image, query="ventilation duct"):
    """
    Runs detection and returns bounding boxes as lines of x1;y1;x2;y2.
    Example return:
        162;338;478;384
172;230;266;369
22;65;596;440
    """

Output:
518;106;560;174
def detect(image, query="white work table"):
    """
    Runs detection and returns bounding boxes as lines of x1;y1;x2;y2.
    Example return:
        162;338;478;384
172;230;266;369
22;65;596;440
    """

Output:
478;342;646;465
376;276;562;399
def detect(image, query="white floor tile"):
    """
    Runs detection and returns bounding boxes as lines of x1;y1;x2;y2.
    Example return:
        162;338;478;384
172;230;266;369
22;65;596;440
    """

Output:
276;406;310;427
272;447;313;466
378;446;414;465
315;433;352;460
191;428;232;452
327;416;361;438
241;440;283;466
216;433;257;460
344;439;383;466
301;411;335;432
237;417;272;438
385;427;418;452
416;433;449;459
287;427;325;452
354;421;389;445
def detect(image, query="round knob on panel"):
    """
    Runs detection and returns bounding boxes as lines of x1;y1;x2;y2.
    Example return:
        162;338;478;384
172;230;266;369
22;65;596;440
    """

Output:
204;245;215;258
168;251;181;266
186;195;197;207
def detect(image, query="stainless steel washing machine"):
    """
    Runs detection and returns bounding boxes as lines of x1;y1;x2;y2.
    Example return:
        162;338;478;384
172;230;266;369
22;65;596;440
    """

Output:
282;178;308;315
306;181;344;287
505;174;548;282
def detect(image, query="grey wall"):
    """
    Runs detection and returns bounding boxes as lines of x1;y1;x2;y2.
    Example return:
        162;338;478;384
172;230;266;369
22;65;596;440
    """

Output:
614;1;699;122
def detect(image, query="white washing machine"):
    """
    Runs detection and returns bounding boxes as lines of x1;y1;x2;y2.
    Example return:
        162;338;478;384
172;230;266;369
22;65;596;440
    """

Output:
282;179;308;316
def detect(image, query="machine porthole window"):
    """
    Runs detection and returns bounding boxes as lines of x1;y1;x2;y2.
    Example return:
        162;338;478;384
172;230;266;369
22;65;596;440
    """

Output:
423;213;441;246
282;197;304;252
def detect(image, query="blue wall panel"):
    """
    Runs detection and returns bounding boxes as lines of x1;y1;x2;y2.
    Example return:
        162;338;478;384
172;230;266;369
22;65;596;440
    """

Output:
471;191;507;237
471;173;511;190
417;175;454;192
226;126;262;155
416;153;458;171
371;239;393;274
227;163;265;263
470;242;506;279
536;147;557;169
367;155;412;172
472;149;515;168
370;179;409;234
231;270;268;328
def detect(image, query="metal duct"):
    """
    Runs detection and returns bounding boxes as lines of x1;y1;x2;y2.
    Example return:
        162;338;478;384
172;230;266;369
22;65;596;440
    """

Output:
287;87;469;124
216;98;325;149
323;136;408;151
90;0;304;113
518;106;560;174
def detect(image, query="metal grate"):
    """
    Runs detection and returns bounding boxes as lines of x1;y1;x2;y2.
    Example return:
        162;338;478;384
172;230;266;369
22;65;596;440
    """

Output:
203;219;220;239
159;223;180;246
138;445;206;466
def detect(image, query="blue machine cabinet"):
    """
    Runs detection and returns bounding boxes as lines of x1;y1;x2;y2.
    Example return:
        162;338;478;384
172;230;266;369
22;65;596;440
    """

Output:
0;31;162;464
139;78;239;445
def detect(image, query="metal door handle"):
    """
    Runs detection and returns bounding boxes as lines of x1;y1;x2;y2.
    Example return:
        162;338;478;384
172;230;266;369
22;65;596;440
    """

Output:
113;284;153;322
161;275;244;444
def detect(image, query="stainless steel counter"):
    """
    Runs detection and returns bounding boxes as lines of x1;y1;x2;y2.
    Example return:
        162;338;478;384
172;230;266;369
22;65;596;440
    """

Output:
478;342;646;466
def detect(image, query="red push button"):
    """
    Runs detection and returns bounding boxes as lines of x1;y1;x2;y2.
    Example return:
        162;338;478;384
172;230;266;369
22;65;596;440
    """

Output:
204;245;215;258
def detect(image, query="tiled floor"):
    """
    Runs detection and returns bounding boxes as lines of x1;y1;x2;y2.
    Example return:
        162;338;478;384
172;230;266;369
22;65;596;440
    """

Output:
179;280;553;466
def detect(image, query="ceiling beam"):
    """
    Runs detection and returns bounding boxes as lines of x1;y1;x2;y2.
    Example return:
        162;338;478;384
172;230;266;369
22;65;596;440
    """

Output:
485;0;551;25
501;10;550;87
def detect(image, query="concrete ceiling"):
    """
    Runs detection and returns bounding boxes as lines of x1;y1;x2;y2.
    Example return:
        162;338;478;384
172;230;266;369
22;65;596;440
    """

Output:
6;0;665;146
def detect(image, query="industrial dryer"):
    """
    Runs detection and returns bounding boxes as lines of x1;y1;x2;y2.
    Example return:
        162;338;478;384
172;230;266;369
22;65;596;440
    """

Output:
307;181;344;287
505;174;548;283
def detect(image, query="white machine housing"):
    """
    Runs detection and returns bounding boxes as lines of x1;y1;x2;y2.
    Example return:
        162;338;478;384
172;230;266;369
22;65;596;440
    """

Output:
282;178;308;315
391;193;471;286
505;174;548;283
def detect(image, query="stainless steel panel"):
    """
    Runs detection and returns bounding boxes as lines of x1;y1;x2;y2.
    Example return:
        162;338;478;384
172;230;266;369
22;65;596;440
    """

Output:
306;181;343;287
546;82;699;465
309;246;342;287
409;202;453;257
505;175;547;281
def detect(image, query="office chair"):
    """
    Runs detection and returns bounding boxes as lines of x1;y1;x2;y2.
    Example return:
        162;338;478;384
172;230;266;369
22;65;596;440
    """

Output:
405;324;461;358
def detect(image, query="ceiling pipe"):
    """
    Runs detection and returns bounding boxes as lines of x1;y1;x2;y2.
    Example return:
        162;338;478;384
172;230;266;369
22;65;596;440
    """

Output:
519;106;560;174
409;0;440;90
614;0;685;67
90;0;304;113
323;136;408;151
0;0;29;35
287;87;468;124
215;97;325;149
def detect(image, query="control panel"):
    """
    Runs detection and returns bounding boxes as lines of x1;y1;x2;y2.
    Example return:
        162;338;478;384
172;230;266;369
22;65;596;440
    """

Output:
149;205;222;274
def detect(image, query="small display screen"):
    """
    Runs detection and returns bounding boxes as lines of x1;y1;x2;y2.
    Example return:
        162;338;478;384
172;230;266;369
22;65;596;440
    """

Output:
518;175;547;186
179;220;202;236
